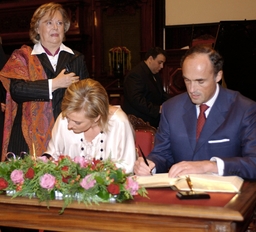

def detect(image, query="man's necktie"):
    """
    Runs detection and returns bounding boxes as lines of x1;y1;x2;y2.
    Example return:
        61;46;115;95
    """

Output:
196;104;209;140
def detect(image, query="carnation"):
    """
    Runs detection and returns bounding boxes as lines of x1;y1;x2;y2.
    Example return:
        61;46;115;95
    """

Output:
25;168;35;179
0;178;8;190
74;156;88;168
10;170;24;184
80;174;96;190
126;176;139;195
40;174;56;190
107;183;120;195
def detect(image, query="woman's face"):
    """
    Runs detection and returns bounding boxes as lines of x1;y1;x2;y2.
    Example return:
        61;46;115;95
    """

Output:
66;111;96;134
37;10;65;48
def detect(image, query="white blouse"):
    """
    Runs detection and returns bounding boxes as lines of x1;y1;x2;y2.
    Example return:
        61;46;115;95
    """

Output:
45;107;136;173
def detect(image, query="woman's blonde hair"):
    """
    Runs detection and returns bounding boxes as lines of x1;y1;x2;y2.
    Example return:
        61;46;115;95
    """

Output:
30;2;70;44
62;79;110;132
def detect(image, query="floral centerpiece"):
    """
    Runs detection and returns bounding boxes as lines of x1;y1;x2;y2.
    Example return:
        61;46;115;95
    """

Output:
0;155;147;214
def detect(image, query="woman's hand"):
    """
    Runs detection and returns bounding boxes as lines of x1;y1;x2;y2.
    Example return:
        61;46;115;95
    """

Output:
52;69;79;91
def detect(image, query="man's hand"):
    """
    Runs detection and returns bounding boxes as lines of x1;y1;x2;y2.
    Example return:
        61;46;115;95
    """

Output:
133;157;155;176
52;69;80;91
168;160;218;178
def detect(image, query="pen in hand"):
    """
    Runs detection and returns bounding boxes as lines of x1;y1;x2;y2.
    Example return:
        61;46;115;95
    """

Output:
138;145;153;175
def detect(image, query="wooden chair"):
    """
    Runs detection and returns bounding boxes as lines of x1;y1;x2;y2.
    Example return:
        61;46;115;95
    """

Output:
128;114;157;157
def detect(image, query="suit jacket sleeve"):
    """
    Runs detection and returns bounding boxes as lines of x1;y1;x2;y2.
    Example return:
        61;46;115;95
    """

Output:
77;54;89;79
10;79;49;103
222;102;256;179
146;106;175;173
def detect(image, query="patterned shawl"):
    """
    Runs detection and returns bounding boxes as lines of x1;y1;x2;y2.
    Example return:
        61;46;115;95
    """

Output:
0;45;54;160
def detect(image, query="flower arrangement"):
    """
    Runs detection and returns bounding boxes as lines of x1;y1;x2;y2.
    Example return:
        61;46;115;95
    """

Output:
109;46;131;76
0;155;147;214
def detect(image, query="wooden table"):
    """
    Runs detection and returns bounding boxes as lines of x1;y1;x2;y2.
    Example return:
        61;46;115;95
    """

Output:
0;182;255;232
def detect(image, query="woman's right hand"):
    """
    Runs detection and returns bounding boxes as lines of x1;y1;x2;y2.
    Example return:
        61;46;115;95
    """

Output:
52;69;79;91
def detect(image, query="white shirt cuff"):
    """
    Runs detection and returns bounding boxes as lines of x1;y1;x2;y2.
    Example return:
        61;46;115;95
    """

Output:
48;79;53;99
210;157;224;176
151;167;156;174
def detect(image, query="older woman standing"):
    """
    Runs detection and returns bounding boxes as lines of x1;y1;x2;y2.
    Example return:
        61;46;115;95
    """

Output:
0;2;89;159
45;79;136;174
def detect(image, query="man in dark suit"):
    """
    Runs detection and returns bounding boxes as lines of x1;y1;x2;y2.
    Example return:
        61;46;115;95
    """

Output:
134;45;256;180
122;47;170;128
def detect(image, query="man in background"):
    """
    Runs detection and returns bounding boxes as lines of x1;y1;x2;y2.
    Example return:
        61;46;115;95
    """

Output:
122;47;170;128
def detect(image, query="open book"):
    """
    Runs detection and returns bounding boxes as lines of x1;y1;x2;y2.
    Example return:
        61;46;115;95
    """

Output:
136;173;244;193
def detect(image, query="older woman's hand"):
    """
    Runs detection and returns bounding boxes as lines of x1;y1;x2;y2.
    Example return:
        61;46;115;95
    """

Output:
52;69;79;91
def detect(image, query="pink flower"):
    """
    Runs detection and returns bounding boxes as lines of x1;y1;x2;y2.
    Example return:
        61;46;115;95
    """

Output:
74;156;88;168
40;174;56;190
10;170;24;184
125;177;139;195
80;174;96;190
37;156;48;163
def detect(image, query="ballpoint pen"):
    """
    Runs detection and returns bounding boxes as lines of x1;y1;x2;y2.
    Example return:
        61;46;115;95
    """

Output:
138;145;153;175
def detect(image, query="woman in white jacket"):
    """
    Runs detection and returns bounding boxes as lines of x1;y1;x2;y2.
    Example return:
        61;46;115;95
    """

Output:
45;78;136;174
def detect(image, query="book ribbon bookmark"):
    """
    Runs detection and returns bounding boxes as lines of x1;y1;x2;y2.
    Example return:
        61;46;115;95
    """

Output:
176;175;210;200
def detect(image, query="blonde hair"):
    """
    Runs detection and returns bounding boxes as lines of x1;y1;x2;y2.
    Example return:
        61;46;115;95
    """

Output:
62;79;110;132
30;2;70;44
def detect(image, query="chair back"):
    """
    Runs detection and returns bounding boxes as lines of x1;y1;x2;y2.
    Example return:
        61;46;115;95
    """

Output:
128;114;157;156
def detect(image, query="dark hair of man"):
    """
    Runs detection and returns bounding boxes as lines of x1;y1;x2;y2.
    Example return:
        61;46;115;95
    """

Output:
144;47;167;60
180;45;224;77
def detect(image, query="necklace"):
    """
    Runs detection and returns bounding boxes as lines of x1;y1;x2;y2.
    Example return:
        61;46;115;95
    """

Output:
80;131;104;160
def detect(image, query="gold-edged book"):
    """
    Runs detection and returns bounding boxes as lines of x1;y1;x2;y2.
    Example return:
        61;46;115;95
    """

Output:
136;173;244;193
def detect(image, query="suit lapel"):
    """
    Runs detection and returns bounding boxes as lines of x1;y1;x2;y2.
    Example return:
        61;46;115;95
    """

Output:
37;53;54;73
37;51;73;76
195;86;229;152
56;51;72;74
183;98;197;151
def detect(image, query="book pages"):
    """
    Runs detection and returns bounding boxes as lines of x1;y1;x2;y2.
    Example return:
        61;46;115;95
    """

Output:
136;173;244;193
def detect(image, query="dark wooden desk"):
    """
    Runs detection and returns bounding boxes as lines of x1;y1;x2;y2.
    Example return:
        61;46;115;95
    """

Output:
0;182;255;232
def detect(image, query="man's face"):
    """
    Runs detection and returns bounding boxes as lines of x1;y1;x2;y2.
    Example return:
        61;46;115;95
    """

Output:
148;54;166;74
182;54;222;105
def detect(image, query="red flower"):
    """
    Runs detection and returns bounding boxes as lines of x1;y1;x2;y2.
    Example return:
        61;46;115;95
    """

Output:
62;176;71;184
61;166;69;171
0;178;8;190
25;168;35;179
90;159;104;170
107;183;120;195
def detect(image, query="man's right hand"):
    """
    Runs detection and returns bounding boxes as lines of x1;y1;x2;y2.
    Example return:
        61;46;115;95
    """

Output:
133;157;155;176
